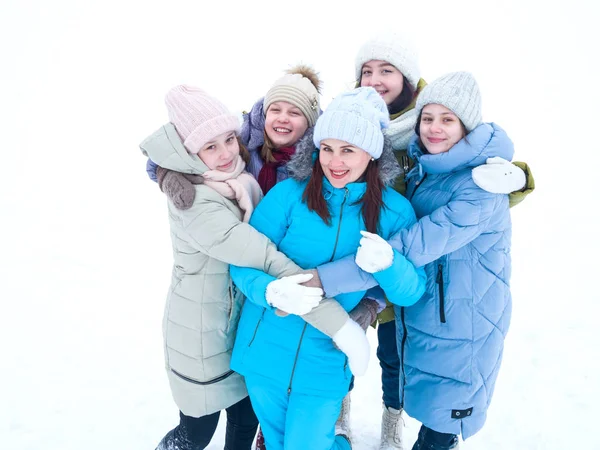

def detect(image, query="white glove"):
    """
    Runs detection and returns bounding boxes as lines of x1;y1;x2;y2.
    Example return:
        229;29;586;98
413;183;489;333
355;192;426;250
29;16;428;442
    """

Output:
355;231;394;273
265;274;323;316
472;157;526;194
332;318;370;376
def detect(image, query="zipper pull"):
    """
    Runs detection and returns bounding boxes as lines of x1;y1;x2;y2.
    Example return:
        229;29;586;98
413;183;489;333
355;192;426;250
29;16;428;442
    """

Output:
437;264;443;283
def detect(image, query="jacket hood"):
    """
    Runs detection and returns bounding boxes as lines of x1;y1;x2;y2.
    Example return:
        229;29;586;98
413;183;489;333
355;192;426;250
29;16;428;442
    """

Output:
287;128;401;186
140;123;209;175
240;97;266;152
408;122;514;175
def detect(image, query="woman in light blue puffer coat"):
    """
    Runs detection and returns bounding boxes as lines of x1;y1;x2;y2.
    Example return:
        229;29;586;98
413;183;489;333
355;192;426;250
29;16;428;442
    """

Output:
317;72;514;449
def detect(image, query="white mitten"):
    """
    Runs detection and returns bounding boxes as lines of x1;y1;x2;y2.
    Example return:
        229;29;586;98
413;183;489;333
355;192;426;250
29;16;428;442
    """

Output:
355;231;394;273
332;318;370;376
472;156;526;194
265;274;323;316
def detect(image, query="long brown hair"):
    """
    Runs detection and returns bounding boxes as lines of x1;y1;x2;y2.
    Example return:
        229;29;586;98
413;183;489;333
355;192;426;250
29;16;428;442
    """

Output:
237;136;251;165
260;131;278;164
302;156;385;233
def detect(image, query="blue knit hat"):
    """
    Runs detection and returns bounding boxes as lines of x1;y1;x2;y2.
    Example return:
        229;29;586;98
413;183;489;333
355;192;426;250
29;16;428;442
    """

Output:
313;87;390;159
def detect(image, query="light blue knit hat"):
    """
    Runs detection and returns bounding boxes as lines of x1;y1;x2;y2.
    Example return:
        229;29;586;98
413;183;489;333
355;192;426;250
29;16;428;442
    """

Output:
415;71;482;131
313;87;390;159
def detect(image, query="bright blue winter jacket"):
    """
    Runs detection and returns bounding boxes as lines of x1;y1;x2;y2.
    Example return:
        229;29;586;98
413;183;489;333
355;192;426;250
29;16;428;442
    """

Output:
317;123;513;439
230;176;426;399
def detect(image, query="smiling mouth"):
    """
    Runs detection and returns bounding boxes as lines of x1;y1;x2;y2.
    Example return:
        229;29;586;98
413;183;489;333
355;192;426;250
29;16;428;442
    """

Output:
219;160;233;169
376;90;388;96
273;127;292;133
329;169;349;179
427;137;445;143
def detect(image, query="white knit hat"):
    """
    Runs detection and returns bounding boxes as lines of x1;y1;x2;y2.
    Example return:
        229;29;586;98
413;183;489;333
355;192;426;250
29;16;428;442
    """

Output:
165;85;240;154
313;87;389;159
415;72;482;131
355;31;421;90
264;65;321;127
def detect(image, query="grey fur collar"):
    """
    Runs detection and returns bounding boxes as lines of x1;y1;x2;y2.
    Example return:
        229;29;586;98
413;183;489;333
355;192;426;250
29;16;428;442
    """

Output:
287;128;401;186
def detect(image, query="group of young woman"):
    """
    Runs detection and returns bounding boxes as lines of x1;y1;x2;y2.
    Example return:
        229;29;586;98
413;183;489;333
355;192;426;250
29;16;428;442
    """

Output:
140;31;534;450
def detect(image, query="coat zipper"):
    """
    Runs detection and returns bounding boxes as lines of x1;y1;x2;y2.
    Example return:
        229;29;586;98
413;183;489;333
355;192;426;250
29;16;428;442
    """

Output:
437;264;446;323
288;188;349;395
171;368;234;385
329;188;349;261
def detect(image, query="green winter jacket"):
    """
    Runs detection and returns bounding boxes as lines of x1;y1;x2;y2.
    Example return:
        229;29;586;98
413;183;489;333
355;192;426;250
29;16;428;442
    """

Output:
140;123;302;417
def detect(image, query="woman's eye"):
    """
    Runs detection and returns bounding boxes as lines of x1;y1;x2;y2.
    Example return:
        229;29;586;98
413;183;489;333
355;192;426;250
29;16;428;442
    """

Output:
206;145;215;150
226;136;234;143
362;70;371;76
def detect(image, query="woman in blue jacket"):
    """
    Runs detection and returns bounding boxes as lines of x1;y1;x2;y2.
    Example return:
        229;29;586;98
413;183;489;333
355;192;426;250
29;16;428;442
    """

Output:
318;72;513;449
229;87;426;450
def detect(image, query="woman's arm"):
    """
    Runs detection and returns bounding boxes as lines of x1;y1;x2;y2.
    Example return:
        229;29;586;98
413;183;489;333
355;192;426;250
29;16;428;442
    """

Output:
390;181;501;268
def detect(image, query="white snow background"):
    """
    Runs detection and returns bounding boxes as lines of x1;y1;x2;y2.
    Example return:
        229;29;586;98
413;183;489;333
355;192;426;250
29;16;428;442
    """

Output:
2;0;599;449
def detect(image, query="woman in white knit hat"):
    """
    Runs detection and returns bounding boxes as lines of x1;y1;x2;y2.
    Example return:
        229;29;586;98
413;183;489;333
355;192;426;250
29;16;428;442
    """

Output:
308;31;535;450
228;86;426;450
315;72;516;449
139;85;332;450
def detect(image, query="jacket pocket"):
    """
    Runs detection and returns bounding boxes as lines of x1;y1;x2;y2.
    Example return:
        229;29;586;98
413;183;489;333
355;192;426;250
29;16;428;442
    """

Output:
171;368;234;386
248;310;265;347
436;264;446;323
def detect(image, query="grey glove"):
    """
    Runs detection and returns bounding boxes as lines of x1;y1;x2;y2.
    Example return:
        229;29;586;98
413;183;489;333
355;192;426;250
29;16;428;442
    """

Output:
349;298;379;331
156;166;202;210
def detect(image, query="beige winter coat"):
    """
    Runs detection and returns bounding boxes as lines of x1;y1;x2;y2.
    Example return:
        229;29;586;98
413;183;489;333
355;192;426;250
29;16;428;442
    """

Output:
140;123;301;417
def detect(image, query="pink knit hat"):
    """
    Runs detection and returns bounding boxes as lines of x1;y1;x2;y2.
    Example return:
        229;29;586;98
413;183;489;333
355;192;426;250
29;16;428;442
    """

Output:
165;85;240;154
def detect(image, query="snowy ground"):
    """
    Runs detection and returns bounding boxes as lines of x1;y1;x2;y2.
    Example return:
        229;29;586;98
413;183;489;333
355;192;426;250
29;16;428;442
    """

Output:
2;1;599;449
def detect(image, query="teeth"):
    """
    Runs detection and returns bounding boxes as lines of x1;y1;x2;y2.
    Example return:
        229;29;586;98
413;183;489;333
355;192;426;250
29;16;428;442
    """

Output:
274;127;291;133
332;170;349;176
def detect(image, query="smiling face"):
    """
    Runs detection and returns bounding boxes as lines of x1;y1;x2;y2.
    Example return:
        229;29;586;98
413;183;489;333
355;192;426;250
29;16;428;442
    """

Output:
319;138;373;188
360;60;405;106
264;101;309;148
419;104;466;154
197;130;240;172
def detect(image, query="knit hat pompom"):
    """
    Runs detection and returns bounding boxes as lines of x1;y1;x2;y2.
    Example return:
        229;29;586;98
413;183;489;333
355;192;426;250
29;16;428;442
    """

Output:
313;87;390;160
263;64;321;127
285;64;322;93
165;85;240;154
355;31;421;90
415;72;482;132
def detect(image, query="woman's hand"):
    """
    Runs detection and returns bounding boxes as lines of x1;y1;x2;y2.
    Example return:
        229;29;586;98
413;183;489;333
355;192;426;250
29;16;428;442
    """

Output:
355;231;394;273
266;274;323;315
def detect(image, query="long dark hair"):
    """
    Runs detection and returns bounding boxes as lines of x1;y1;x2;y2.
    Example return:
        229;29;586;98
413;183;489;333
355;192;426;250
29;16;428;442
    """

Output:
387;75;416;115
414;110;468;153
302;156;385;233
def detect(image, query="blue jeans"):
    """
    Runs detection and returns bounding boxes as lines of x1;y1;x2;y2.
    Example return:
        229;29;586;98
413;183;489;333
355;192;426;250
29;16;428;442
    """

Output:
411;425;458;450
377;320;401;410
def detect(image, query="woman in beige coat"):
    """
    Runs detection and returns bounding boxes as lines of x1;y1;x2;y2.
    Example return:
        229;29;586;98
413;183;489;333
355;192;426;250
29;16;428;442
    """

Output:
140;85;326;450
